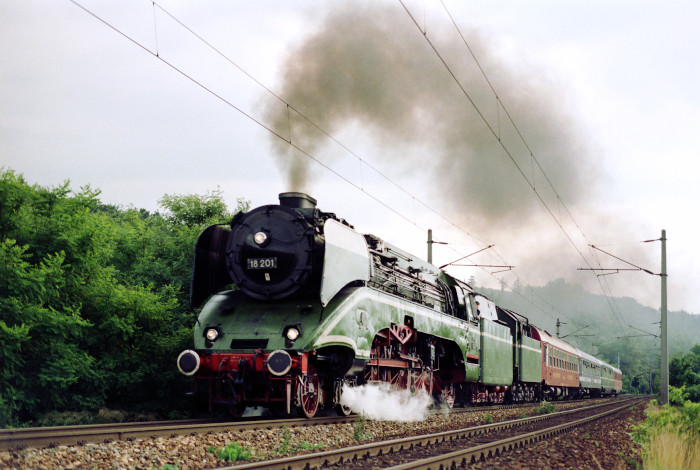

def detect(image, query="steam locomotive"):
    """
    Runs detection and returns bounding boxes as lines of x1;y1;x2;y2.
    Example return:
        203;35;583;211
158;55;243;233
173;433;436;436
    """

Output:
177;192;621;418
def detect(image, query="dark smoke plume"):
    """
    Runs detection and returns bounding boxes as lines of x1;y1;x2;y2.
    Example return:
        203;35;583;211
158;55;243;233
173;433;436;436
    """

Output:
262;3;658;310
263;3;600;228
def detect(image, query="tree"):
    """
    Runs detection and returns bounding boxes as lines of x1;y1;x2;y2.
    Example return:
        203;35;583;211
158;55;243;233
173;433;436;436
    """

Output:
669;346;700;402
0;168;250;425
158;188;248;228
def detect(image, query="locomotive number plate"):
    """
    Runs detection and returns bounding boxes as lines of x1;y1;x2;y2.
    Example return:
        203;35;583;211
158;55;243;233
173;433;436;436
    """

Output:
247;257;278;270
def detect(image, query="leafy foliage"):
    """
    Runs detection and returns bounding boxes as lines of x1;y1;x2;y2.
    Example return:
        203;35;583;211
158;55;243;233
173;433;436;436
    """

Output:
631;390;700;469
534;400;556;415
0;169;248;426
275;425;292;454
669;346;700;402
158;188;247;228
207;442;252;461
354;413;369;441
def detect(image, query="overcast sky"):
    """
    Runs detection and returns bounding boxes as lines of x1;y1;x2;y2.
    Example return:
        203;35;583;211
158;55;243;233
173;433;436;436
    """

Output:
2;1;699;328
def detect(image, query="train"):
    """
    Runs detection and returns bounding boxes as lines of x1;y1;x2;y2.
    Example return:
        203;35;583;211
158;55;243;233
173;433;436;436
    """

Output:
177;192;622;418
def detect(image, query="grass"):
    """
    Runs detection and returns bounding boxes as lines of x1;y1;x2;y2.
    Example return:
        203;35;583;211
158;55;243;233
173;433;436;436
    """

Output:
276;425;293;454
294;441;326;451
353;413;372;441
275;424;326;454
640;428;700;470
207;441;252;462
631;387;700;470
534;400;556;415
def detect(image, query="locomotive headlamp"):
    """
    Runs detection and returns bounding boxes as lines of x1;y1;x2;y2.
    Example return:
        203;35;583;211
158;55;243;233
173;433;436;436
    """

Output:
285;327;300;341
254;232;268;245
205;328;219;341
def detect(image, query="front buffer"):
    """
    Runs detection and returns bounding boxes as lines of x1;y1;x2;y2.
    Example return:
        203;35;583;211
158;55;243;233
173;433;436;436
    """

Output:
177;290;355;418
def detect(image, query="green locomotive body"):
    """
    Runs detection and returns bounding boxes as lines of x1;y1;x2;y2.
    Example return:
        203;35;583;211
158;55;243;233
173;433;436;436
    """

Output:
177;192;619;417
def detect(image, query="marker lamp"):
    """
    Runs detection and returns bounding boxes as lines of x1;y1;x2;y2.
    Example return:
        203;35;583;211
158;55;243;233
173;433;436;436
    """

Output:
286;327;300;341
205;328;219;341
254;232;267;245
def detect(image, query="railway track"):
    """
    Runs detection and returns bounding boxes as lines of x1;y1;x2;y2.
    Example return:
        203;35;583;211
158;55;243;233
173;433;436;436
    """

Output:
221;397;643;470
0;397;618;452
0;415;353;452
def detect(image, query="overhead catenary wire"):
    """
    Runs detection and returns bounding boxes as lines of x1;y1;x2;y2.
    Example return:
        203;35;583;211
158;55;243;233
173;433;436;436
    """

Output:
68;0;639;333
162;2;506;256
65;0;583;326
399;0;655;335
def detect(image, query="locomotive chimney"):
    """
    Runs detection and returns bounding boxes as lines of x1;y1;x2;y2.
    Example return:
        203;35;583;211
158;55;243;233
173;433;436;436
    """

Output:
279;192;317;210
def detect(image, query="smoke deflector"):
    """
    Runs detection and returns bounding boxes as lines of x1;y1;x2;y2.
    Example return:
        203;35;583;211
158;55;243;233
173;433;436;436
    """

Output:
321;219;371;306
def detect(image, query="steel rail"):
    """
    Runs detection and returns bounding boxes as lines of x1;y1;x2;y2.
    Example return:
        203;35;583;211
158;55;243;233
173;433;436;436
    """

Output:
383;398;644;469
0;397;619;452
0;415;355;451
219;397;640;470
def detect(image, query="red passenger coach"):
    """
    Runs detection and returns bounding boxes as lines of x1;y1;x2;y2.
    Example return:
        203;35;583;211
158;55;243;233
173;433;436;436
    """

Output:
612;367;623;396
532;327;580;399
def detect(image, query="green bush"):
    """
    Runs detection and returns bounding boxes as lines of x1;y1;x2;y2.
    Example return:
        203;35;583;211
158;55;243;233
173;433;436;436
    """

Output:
631;387;700;469
276;425;292;454
354;413;367;441
534;400;556;415
207;442;252;461
0;168;248;426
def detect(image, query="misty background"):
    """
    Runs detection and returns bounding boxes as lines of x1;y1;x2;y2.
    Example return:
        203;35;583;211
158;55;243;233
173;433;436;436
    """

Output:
2;0;699;334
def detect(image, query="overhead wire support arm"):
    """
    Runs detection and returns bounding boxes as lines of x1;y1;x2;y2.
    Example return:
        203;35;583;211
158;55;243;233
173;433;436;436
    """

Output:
586;244;660;276
577;267;648;277
626;324;660;339
617;334;657;338
450;264;514;269
438;244;495;269
448;263;514;274
560;324;589;339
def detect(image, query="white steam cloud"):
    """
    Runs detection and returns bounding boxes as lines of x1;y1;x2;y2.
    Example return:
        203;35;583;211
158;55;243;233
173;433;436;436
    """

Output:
340;382;433;422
